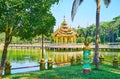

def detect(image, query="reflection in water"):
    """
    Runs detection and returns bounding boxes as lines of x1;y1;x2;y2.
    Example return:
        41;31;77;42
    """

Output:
11;61;39;74
6;48;42;63
0;48;120;74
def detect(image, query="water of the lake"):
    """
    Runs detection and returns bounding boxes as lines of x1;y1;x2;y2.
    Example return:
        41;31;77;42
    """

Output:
0;48;120;75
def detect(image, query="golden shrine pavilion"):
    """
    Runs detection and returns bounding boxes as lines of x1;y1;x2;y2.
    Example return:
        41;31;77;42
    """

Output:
54;16;78;44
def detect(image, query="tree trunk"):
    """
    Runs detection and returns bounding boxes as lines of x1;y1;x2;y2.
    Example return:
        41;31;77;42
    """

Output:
112;33;114;42
104;33;105;44
42;34;44;58
0;33;12;78
93;0;100;70
0;43;9;77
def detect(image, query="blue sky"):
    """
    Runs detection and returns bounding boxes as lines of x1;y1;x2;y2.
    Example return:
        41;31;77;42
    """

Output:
51;0;120;31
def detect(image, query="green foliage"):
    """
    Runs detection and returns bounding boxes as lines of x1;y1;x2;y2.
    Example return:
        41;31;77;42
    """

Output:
76;15;120;43
77;27;86;42
0;0;59;40
0;0;60;72
86;36;93;43
0;33;5;44
77;37;85;43
113;15;120;21
3;64;120;79
116;37;120;42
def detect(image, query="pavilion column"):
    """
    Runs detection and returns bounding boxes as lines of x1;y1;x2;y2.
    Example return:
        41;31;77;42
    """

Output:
60;37;63;44
58;37;61;44
58;37;59;44
71;37;73;43
64;37;67;43
73;36;76;43
63;37;64;43
54;37;56;43
66;37;68;43
74;36;76;43
56;37;58;43
67;37;70;43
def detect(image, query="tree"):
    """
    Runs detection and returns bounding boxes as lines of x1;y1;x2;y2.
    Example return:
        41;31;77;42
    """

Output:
86;25;95;43
0;0;59;77
111;16;120;41
100;22;110;43
71;0;111;69
35;13;56;58
116;37;120;42
0;33;5;44
77;27;87;41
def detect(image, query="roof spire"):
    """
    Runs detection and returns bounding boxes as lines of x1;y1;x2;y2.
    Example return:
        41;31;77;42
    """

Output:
64;16;66;22
61;16;67;25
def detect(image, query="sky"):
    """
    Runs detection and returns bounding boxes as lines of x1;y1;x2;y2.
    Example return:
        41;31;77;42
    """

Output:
51;0;120;31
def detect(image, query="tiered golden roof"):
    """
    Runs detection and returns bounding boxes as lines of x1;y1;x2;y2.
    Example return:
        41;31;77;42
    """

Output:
54;16;78;37
54;16;78;43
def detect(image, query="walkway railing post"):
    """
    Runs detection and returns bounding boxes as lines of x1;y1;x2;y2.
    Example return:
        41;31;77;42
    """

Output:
4;61;11;75
113;57;118;68
76;55;81;65
47;58;53;69
99;54;104;64
40;59;45;71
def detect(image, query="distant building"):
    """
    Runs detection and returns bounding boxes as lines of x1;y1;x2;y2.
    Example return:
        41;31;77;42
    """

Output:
54;16;78;44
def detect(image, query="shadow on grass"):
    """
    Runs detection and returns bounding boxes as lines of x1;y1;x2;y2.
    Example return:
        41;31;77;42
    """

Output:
3;64;120;79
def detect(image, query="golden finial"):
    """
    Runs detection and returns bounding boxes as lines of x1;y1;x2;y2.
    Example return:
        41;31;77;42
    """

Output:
83;41;91;51
62;16;67;25
84;41;89;46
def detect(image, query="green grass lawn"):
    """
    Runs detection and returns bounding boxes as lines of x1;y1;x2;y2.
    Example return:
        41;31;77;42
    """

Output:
3;64;120;79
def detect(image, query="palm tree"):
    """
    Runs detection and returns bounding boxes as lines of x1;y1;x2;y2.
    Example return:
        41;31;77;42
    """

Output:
71;0;111;69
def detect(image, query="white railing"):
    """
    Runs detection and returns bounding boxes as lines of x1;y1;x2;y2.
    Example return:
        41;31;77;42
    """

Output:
0;43;120;49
